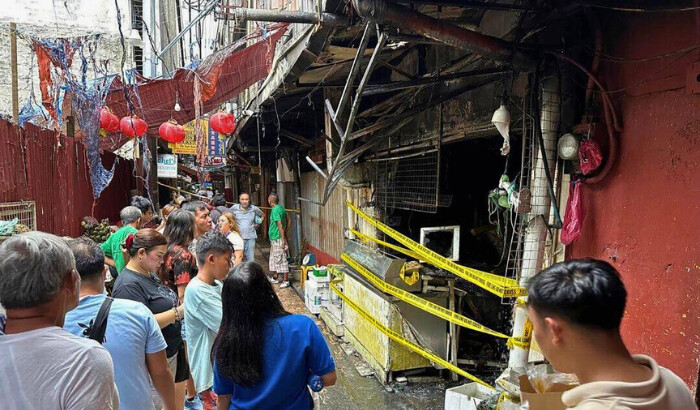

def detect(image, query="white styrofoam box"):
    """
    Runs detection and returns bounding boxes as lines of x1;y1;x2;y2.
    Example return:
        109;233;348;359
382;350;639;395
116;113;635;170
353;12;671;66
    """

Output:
305;280;330;314
305;296;322;314
444;383;494;410
307;269;330;283
305;279;329;292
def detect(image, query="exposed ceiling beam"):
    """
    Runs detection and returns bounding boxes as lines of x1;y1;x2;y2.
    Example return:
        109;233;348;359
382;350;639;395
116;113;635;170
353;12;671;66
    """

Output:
392;0;541;11
279;129;314;147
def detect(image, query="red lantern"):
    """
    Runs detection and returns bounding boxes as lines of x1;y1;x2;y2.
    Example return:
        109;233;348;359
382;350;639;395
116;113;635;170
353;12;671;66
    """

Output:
120;115;148;138
210;112;236;134
99;107;120;133
159;120;186;143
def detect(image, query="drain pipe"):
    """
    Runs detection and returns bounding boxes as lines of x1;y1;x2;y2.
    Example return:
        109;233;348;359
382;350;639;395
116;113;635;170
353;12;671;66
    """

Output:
507;70;560;369
351;0;534;70
231;8;348;27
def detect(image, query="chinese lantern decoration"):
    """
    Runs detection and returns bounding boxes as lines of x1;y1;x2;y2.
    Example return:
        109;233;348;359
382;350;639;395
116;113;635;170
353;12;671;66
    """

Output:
120;115;148;138
98;107;120;137
210;112;236;134
159;120;186;143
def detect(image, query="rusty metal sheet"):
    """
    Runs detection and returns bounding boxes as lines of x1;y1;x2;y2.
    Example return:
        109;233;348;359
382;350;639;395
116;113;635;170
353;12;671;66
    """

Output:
0;120;135;237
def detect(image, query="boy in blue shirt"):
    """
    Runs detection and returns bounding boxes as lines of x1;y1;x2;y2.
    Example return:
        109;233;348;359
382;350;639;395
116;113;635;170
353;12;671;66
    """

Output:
185;232;234;410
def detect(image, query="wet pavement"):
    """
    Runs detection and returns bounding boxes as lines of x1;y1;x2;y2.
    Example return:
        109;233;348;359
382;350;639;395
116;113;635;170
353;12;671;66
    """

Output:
256;244;448;410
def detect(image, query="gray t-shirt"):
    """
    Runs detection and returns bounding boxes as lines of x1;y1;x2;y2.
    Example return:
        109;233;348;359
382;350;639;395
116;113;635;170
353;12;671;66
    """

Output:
231;204;263;240
0;326;119;409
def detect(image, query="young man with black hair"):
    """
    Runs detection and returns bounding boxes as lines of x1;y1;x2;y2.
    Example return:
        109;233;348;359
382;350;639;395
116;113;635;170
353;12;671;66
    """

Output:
184;232;234;410
64;237;176;410
527;258;695;409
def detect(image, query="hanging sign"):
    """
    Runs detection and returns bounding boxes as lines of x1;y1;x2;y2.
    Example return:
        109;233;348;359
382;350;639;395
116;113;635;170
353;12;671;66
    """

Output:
170;120;201;154
157;154;178;178
208;125;226;157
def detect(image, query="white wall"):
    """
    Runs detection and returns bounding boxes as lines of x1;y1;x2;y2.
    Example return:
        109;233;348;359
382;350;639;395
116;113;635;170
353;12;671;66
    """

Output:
0;0;136;116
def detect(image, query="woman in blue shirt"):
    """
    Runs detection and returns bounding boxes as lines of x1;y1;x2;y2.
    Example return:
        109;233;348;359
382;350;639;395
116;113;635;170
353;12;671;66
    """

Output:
212;262;336;409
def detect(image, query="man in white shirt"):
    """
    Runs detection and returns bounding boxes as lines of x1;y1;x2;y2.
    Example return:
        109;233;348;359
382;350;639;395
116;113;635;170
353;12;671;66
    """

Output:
527;258;696;410
0;232;119;410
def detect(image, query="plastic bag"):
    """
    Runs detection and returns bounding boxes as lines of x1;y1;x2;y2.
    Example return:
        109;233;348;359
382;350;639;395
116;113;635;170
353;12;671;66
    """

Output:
579;139;603;175
561;180;585;245
526;364;579;393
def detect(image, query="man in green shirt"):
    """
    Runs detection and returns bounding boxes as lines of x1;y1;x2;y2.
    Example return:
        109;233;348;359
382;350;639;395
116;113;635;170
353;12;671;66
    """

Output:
267;193;290;288
101;206;142;274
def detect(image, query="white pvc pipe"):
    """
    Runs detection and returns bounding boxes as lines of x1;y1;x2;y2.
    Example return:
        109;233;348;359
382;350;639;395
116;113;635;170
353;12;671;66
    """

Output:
507;74;560;369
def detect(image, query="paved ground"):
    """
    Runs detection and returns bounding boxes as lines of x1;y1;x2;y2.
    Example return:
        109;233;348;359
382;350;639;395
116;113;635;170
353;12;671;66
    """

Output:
255;244;448;410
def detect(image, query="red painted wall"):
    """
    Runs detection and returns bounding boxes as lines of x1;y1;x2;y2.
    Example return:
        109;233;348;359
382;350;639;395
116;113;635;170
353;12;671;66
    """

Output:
306;245;341;266
567;12;700;392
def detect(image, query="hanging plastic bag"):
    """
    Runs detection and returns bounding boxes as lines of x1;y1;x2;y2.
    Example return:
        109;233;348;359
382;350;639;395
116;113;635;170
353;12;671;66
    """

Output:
561;180;585;245
579;139;603;175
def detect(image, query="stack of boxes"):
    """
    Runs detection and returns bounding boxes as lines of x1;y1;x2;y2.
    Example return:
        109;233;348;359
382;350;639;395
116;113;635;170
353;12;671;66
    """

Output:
304;266;330;314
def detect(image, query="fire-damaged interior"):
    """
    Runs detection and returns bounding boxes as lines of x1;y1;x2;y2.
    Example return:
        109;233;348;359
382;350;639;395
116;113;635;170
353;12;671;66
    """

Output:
226;0;622;384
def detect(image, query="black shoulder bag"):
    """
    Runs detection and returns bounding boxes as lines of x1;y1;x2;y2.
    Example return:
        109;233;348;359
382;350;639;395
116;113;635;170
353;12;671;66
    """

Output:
82;297;114;344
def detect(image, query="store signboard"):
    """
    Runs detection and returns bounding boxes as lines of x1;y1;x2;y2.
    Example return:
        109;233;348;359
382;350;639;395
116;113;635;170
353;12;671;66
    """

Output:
157;154;178;178
170;120;202;155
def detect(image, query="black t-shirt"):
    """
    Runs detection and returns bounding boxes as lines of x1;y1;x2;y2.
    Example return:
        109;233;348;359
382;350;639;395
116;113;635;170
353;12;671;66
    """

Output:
113;268;182;357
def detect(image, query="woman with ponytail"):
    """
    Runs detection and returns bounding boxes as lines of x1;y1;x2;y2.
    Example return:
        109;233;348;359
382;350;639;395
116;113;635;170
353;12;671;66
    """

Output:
113;229;190;410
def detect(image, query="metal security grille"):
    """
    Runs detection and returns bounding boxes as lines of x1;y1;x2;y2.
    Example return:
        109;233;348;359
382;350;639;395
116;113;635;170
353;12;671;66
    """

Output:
0;201;37;232
371;148;446;214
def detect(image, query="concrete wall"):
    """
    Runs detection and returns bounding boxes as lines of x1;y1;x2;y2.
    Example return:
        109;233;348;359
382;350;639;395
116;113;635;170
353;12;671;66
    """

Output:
0;0;135;116
567;11;700;393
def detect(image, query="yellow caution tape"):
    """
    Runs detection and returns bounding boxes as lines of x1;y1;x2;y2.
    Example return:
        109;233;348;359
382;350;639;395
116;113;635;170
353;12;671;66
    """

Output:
350;229;421;260
497;391;520;409
329;280;496;390
346;202;527;298
399;264;420;286
341;253;530;349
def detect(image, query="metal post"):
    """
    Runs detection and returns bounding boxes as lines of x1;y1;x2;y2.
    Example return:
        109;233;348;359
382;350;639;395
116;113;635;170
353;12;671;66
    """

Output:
335;23;372;121
158;0;218;59
150;0;157;75
10;22;19;125
448;279;458;381
507;72;560;369
323;28;387;202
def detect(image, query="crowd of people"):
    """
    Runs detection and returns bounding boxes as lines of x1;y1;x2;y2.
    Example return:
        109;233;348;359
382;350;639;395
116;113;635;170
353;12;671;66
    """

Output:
0;190;333;410
0;191;696;410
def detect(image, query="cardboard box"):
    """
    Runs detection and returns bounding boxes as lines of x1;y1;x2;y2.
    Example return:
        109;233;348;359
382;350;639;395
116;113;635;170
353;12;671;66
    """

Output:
519;374;577;410
444;382;494;410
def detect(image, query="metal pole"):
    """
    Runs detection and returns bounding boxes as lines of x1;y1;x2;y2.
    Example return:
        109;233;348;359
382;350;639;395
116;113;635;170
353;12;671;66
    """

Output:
448;279;458;381
150;0;157;75
335;23;372;121
230;8;346;26
159;0;218;59
10;22;19;125
507;72;560;369
323;29;387;202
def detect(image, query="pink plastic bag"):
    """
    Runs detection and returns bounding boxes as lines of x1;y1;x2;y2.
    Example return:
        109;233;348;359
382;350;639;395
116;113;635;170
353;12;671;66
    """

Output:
579;139;603;175
561;180;585;245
